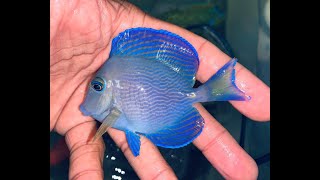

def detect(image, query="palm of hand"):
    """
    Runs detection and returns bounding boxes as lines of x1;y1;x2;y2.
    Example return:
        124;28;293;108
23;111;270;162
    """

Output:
51;0;112;133
50;1;118;178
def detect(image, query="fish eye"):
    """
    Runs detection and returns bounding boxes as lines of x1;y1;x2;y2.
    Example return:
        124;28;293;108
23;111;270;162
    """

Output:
90;77;106;92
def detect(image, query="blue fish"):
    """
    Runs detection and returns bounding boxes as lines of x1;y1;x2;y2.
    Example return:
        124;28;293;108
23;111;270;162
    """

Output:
80;27;249;156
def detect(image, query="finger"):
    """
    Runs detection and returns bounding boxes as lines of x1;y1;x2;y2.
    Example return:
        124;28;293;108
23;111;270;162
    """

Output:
65;121;105;180
142;18;270;121
193;103;258;180
195;40;270;121
108;128;177;180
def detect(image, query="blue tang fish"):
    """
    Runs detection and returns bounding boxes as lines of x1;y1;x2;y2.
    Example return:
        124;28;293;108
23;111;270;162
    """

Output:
80;27;249;156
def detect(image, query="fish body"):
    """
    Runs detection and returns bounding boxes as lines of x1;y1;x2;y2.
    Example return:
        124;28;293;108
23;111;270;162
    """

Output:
104;57;194;132
80;28;249;156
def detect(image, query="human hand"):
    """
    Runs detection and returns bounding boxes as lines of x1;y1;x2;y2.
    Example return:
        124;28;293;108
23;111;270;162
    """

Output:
50;0;270;179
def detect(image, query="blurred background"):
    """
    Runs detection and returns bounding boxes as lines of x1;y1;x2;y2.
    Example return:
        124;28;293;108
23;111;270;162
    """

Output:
50;0;270;179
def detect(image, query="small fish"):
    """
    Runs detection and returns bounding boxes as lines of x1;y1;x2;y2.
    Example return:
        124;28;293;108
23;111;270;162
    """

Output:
80;27;250;156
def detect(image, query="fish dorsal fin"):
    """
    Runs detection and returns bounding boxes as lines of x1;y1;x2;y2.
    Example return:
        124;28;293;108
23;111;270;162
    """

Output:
110;27;199;86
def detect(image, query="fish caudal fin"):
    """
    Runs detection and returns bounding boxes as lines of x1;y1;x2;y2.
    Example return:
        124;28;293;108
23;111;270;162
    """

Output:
196;58;250;102
125;131;141;157
92;107;121;142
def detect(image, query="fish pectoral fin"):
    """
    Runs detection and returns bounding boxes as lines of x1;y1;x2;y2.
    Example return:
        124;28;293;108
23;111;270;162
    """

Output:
125;130;141;157
92;107;122;142
142;107;204;148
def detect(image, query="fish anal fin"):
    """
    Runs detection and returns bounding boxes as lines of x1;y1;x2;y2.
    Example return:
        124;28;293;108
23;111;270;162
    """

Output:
141;107;204;148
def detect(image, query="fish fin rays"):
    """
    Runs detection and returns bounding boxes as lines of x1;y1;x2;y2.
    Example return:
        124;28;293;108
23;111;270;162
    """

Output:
92;107;122;142
196;58;251;102
110;27;199;86
140;107;204;148
125;130;141;157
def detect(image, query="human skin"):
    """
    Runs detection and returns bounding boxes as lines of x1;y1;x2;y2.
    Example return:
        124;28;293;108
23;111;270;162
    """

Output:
50;0;270;179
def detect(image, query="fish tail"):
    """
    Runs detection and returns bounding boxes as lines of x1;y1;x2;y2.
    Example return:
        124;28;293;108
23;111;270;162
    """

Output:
195;58;250;102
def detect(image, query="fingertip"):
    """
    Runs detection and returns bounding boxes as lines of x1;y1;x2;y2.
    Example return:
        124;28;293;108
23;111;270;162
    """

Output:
248;158;259;180
221;150;258;180
230;79;270;122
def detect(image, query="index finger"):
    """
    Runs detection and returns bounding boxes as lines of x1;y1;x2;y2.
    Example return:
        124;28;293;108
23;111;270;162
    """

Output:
142;18;270;121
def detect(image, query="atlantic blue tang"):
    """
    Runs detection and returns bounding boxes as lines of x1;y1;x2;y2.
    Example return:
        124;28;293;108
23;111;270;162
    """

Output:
80;27;250;157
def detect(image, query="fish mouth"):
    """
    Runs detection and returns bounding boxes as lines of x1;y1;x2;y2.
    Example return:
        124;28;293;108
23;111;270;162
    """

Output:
80;105;91;116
